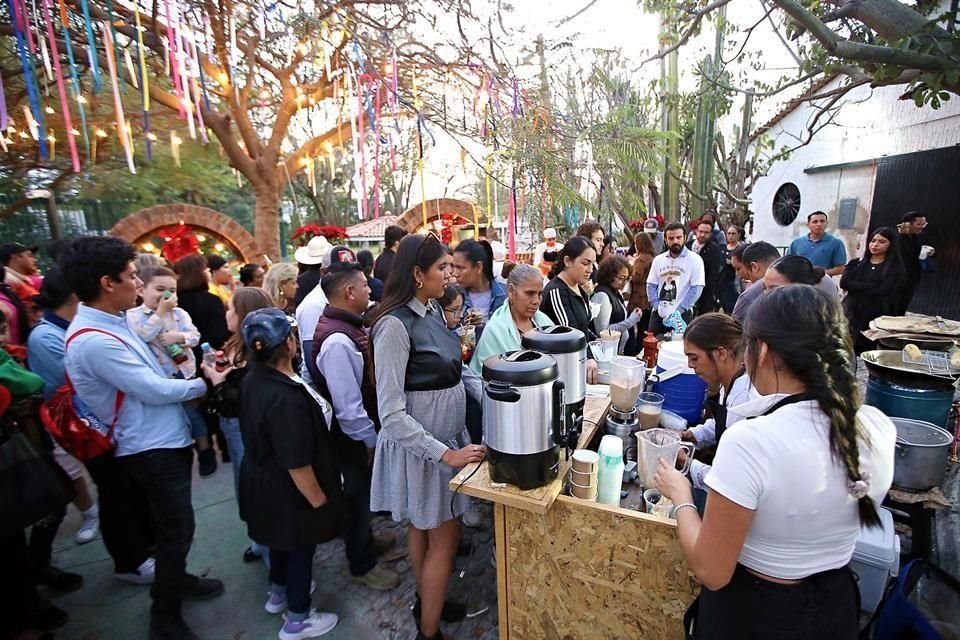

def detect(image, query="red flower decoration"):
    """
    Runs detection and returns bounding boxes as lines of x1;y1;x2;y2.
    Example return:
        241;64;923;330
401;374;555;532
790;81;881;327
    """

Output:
159;225;200;264
290;223;349;247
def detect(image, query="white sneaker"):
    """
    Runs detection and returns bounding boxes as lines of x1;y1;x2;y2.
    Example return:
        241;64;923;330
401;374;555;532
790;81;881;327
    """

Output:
278;610;338;639
115;557;155;585
264;581;317;614
74;512;99;545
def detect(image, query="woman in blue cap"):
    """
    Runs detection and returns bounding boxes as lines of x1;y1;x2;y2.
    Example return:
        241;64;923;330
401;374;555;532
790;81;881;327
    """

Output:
238;307;343;639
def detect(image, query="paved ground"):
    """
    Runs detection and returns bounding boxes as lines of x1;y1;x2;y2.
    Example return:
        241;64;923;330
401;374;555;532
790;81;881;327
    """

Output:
47;459;499;640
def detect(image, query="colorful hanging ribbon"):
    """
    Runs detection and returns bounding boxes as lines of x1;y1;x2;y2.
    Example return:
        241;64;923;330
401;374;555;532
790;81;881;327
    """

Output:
77;0;101;92
372;82;381;219
40;0;79;171
132;2;151;159
8;0;47;158
58;0;89;158
103;24;136;173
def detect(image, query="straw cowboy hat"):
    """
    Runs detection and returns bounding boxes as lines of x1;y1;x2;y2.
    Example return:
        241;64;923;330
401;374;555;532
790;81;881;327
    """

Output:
294;235;332;266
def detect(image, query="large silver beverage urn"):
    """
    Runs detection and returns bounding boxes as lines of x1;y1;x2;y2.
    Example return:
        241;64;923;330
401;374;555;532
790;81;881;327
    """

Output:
521;326;586;445
481;350;565;490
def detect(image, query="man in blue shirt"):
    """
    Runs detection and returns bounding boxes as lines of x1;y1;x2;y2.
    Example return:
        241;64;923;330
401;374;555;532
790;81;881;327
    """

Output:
61;237;229;640
786;211;847;276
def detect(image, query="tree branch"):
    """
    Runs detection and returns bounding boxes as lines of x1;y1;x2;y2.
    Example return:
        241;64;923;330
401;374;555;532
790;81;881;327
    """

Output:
638;0;735;65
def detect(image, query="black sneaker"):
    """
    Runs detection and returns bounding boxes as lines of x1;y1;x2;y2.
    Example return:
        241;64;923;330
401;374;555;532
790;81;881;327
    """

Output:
197;448;217;478
31;601;68;630
412;594;466;624
181;576;224;601
36;566;83;593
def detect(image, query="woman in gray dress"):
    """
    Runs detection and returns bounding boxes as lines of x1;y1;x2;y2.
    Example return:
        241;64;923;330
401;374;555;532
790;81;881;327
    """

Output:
368;234;485;640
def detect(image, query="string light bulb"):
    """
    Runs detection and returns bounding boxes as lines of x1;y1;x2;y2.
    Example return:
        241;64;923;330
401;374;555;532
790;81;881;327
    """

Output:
45;106;55;114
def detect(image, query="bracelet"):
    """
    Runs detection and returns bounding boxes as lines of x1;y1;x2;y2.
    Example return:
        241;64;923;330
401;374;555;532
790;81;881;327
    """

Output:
673;502;697;516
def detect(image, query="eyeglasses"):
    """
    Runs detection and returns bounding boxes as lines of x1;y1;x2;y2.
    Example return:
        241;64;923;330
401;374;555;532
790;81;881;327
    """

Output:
443;305;463;317
613;273;629;283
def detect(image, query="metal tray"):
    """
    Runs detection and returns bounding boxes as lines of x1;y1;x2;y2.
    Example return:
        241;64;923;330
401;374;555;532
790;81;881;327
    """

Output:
861;350;960;386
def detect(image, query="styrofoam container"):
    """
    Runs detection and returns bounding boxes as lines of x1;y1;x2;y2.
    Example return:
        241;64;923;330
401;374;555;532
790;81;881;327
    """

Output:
850;507;900;614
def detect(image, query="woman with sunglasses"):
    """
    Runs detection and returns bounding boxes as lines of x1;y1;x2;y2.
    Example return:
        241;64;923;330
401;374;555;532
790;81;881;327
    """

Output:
591;255;644;355
368;234;486;640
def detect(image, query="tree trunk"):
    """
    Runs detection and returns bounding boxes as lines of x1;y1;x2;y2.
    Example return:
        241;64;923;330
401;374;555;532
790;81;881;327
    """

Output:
254;184;282;261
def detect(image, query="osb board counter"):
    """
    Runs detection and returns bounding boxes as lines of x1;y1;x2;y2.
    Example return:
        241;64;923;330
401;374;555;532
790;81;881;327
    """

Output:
498;496;697;639
451;393;698;639
451;396;609;515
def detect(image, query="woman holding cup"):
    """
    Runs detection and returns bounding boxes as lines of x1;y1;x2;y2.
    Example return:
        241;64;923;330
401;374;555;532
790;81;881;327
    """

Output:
591;255;644;356
654;285;895;639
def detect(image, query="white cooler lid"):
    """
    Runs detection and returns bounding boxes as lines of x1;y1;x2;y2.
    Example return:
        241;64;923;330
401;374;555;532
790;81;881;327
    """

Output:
852;507;898;567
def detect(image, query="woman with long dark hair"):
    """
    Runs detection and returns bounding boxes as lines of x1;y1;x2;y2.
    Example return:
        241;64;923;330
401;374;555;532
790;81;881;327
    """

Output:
654;285;895;639
451;239;506;328
540;236;600;383
369;234;485;640
627;232;655;333
840;227;905;354
718;225;745;314
679;313;753;490
763;254;841;304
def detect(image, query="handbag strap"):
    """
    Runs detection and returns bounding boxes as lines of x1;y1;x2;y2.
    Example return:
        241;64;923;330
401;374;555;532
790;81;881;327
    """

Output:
64;328;127;433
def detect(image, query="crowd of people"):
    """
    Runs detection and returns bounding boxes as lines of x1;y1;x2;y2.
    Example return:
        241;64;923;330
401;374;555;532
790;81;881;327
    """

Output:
0;205;934;640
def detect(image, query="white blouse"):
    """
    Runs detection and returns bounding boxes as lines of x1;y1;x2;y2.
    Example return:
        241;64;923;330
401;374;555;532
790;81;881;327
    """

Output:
705;396;895;580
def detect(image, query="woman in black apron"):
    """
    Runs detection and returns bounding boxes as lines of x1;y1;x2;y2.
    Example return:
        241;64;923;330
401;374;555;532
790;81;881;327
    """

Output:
678;313;751;491
653;285;896;639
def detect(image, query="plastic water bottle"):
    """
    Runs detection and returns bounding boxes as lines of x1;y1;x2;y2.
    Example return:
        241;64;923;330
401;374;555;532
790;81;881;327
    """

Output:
597;435;625;507
200;342;217;369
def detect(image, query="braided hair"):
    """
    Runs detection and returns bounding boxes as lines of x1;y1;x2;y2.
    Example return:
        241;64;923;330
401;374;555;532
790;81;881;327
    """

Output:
744;284;882;528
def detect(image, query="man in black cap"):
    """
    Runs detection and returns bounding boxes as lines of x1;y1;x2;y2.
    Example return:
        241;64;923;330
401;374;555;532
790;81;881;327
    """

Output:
306;246;402;591
2;242;41;293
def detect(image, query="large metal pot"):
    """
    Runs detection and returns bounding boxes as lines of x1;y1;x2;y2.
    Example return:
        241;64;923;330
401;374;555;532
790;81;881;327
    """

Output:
891;417;953;491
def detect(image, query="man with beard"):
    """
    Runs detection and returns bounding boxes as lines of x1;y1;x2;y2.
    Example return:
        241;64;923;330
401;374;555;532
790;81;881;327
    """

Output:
646;222;705;336
686;219;724;315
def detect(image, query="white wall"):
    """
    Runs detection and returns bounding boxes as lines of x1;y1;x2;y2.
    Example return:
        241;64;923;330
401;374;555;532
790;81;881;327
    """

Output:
750;78;960;255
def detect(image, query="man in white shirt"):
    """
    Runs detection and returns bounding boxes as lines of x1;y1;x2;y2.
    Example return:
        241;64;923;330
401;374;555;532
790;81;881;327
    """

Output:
533;228;563;278
645;222;705;336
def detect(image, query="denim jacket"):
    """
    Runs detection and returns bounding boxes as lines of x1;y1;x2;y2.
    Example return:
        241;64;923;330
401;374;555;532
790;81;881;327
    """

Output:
462;279;507;321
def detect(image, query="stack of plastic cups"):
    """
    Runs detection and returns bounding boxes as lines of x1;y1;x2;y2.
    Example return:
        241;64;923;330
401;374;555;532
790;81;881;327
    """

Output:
597;435;625;506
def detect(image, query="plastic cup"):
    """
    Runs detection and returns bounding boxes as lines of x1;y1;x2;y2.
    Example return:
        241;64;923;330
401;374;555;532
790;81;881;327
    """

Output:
636;392;665;429
643;488;674;518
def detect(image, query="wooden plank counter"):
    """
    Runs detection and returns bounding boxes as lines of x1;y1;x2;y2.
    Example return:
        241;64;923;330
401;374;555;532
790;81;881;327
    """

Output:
451;394;699;640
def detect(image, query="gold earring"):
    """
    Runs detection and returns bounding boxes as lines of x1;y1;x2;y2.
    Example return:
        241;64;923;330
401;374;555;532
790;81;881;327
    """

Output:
416;280;423;289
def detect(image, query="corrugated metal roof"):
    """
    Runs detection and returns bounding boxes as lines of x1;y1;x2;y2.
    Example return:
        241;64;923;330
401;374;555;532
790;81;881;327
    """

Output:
345;215;400;240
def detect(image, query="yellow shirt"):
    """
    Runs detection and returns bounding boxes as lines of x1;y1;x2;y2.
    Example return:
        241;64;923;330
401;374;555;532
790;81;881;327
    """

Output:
208;282;232;306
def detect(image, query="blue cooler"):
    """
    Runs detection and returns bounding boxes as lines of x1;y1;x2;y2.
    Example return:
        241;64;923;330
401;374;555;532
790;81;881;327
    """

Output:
653;341;707;426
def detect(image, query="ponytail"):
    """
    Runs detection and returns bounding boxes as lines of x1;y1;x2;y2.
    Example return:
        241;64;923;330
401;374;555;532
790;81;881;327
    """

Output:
548;236;594;281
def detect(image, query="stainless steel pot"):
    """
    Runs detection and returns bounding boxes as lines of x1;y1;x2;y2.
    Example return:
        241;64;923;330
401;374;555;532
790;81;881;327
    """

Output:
891;417;953;491
481;350;566;489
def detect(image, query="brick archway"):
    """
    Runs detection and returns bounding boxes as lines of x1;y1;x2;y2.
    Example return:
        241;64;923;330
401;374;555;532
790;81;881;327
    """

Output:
110;204;263;263
396;198;479;233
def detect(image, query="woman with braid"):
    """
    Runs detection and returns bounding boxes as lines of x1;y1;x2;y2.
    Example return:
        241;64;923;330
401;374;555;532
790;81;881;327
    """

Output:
654;285;895;639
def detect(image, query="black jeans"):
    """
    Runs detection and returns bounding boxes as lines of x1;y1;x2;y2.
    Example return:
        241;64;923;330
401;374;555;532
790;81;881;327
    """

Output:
85;453;155;573
27;506;65;578
340;443;377;577
269;546;316;615
693;564;858;639
120;447;194;605
0;530;46;639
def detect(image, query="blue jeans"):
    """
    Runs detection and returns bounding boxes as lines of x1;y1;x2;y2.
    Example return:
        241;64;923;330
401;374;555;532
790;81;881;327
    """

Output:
218;417;244;496
269;546;316;616
183;403;208;440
